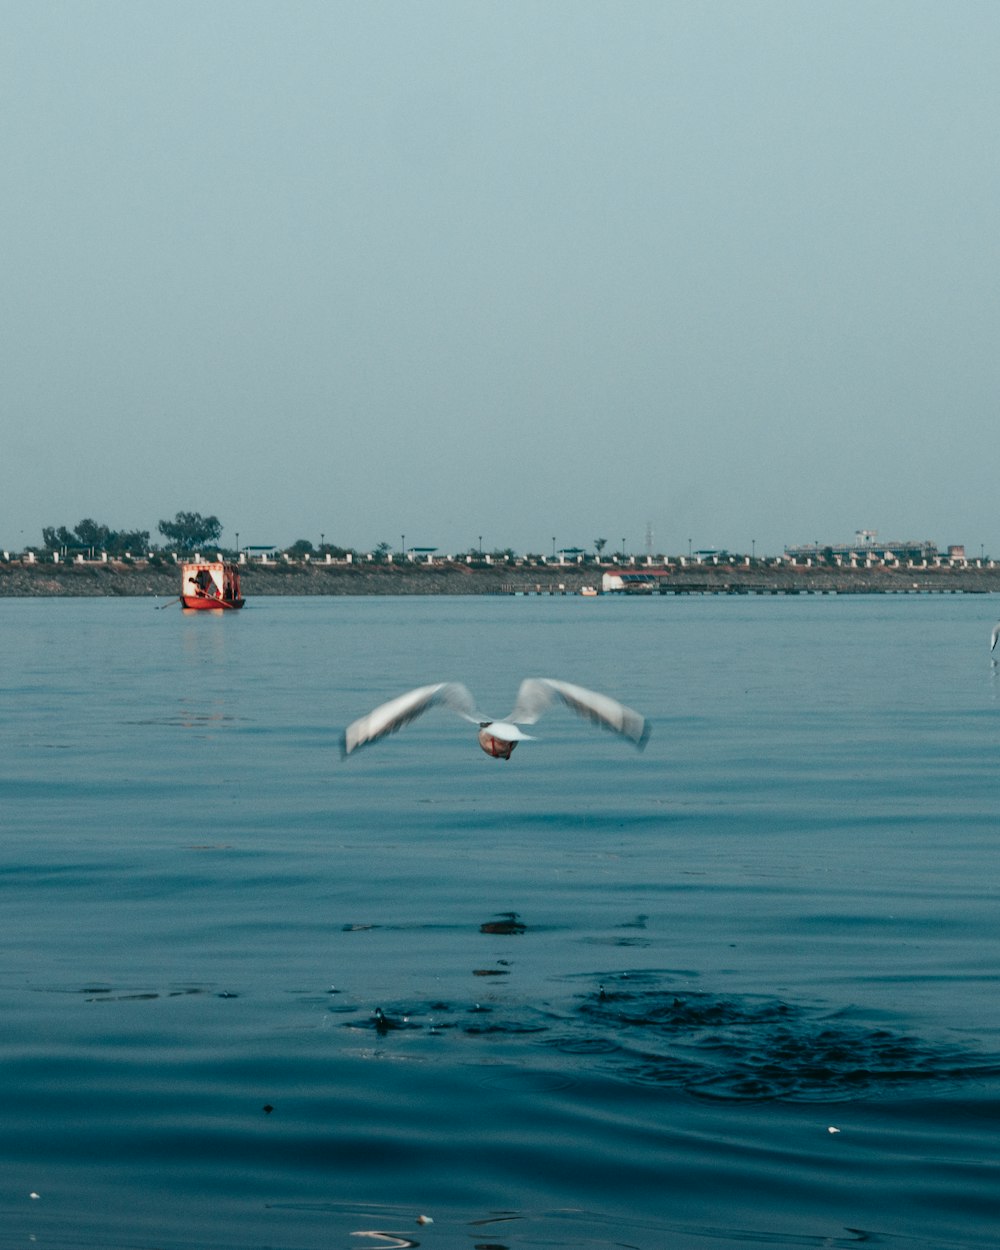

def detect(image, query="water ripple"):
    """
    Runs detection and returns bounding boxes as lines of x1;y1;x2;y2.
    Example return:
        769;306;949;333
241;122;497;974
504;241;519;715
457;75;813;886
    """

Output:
561;978;1000;1102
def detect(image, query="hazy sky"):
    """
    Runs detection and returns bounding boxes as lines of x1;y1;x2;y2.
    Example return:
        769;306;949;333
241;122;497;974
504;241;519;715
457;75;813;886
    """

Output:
3;1;998;557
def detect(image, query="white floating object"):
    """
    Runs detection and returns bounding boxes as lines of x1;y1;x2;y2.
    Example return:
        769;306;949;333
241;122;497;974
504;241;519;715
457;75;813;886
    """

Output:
416;1214;433;1225
827;1126;841;1134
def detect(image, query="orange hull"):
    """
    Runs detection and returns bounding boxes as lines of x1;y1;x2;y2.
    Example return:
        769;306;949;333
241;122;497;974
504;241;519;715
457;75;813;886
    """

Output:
181;595;244;610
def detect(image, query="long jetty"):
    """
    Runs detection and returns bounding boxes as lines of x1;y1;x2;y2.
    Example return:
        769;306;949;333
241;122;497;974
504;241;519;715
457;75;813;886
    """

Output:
2;558;1000;597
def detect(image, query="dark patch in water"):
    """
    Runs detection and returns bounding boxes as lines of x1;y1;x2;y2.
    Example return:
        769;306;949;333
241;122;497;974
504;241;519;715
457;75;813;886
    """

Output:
79;983;230;1003
465;1020;549;1036
338;975;1000;1104
479;912;526;935
562;979;1000;1102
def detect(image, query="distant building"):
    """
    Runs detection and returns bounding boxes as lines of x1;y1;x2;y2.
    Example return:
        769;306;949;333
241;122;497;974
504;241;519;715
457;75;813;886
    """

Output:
785;531;939;563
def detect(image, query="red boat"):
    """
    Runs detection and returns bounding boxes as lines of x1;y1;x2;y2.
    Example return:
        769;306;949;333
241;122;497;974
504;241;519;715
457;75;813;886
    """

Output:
181;560;245;610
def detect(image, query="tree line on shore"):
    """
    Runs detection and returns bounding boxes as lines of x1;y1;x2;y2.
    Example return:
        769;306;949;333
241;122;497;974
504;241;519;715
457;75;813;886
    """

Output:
40;512;224;557
30;514;619;564
17;519;994;572
33;513;346;559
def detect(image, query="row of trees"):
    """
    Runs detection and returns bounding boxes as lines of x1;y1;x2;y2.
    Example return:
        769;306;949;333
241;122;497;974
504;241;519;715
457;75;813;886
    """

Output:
37;518;620;563
41;512;223;556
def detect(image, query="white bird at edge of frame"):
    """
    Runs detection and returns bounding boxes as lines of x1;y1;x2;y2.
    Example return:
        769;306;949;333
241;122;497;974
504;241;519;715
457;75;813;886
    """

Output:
992;622;1000;653
340;678;651;761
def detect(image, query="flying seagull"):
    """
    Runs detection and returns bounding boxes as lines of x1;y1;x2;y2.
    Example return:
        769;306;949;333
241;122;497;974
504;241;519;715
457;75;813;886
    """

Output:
992;622;1000;652
341;678;650;760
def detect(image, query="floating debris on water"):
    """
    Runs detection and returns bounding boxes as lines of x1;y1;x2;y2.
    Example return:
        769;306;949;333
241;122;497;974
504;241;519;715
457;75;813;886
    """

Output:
480;912;526;935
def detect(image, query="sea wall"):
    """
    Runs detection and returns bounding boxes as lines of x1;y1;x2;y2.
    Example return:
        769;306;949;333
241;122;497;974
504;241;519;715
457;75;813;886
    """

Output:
2;559;1000;597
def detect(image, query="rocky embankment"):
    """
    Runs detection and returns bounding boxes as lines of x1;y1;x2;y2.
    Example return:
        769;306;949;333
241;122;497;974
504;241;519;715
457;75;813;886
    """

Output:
3;559;1000;597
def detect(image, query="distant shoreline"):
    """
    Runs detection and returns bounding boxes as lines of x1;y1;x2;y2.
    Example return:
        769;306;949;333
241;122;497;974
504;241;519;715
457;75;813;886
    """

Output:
2;559;1000;597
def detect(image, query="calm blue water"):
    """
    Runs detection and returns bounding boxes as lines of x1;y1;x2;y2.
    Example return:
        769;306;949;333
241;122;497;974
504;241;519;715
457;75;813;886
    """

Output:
2;593;1000;1249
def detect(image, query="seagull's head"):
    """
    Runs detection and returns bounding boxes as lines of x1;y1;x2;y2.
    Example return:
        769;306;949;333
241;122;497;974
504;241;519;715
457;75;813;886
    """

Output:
477;721;533;760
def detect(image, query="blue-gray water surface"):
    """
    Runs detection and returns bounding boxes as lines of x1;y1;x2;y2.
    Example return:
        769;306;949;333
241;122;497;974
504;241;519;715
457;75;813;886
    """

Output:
2;592;999;1249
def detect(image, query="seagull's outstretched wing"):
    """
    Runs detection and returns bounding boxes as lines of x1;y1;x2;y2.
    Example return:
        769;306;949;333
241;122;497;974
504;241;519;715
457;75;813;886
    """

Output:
508;678;650;749
992;623;1000;653
341;682;478;756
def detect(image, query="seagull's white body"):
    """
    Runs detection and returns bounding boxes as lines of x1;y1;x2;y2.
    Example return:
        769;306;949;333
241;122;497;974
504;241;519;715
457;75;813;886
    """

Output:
340;678;650;760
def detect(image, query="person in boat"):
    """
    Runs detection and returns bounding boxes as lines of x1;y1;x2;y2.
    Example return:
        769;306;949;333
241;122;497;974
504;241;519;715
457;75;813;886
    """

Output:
193;569;218;598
